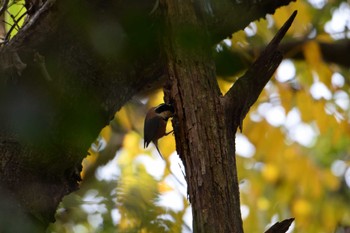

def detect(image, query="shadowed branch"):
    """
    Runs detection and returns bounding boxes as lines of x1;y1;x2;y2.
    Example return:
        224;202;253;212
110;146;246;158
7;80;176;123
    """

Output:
223;10;297;131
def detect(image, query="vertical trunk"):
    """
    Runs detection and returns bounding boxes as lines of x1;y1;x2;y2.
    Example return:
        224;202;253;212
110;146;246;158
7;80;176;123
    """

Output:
160;1;243;232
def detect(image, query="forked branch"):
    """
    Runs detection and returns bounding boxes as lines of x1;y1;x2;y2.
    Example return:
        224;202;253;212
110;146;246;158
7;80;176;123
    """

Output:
223;10;297;131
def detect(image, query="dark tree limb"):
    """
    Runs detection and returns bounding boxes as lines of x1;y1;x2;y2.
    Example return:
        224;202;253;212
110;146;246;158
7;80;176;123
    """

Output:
264;218;295;233
4;0;56;49
216;38;350;79
206;0;296;43
281;38;350;68
0;0;8;17
224;10;297;131
0;0;56;74
0;0;296;74
0;0;297;231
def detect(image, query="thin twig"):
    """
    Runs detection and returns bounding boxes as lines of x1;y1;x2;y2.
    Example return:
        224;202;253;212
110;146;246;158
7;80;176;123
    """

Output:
13;4;25;19
1;19;13;27
4;10;27;43
4;0;56;49
8;12;19;29
0;0;9;17
0;20;13;45
224;10;297;131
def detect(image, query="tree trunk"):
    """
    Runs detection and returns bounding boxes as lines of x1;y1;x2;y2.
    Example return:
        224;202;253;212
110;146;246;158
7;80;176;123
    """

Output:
0;0;295;231
160;1;243;232
160;1;296;232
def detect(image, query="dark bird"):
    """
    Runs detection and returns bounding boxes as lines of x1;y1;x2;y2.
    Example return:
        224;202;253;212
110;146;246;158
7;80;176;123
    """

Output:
144;103;174;159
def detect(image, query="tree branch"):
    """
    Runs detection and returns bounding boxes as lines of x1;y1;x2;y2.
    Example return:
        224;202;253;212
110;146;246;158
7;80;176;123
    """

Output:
205;0;296;43
224;10;297;131
216;38;350;79
281;38;350;68
0;0;8;17
0;0;56;74
4;0;56;49
0;0;297;89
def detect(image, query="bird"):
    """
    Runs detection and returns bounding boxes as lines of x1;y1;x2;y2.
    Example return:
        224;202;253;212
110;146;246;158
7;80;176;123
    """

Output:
144;103;174;159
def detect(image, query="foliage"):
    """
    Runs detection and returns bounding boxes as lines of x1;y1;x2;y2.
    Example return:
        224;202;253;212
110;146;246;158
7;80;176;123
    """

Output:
1;0;26;42
49;1;350;232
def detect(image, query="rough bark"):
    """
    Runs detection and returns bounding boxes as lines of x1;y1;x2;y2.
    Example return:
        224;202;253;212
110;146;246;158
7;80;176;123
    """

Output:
204;0;296;43
161;3;296;232
161;1;243;232
0;0;295;231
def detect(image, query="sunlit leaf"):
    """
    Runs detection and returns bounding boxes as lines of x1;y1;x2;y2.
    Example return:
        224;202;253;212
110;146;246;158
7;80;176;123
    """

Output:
4;0;26;39
273;1;312;36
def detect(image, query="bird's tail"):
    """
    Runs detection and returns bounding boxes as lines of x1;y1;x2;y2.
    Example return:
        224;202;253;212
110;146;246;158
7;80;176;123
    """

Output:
154;141;164;160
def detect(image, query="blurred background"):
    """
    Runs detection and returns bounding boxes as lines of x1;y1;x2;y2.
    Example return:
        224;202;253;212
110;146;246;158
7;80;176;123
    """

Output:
2;0;344;232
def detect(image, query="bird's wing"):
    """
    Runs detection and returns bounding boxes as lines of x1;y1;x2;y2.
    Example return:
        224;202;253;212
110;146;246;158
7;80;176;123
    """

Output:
144;116;161;148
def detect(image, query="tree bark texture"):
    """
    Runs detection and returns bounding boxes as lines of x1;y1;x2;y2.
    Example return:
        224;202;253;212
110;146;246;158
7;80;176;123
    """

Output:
0;0;295;231
161;1;296;232
160;1;243;232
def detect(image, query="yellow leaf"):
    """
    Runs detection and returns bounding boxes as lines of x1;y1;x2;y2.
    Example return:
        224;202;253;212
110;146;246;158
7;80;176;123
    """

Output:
273;1;311;36
261;128;285;162
262;163;279;183
230;30;248;49
123;132;139;149
100;125;112;142
321;203;339;232
295;61;314;87
148;90;165;107
292;198;312;218
245;119;269;146
158;181;173;193
283;147;297;161
322;170;340;191
316;33;333;43
217;78;233;95
115;107;133;130
279;84;295;113
158;132;175;158
303;41;322;69
312;100;340;135
257;197;270;210
303;41;333;87
81;151;98;178
122;132;143;157
296;91;314;122
5;1;26;38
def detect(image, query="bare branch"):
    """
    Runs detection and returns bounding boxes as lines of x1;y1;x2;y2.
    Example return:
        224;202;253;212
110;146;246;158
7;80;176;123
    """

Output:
2;0;56;49
0;0;9;17
206;0;296;43
281;38;350;68
224;10;297;131
3;10;28;43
